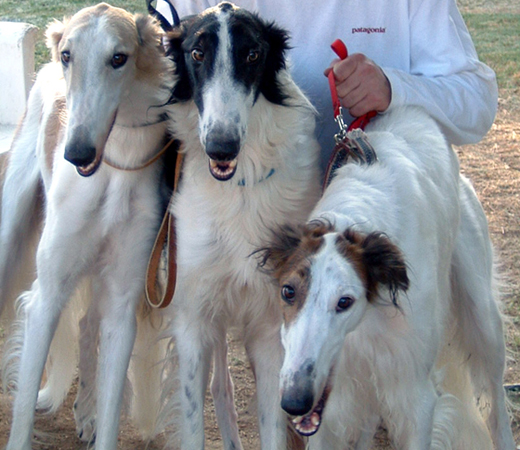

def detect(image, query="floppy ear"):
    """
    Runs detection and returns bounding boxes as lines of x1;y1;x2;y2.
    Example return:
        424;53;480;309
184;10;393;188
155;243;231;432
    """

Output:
166;21;193;102
361;232;409;305
256;225;303;275
45;19;67;63
135;14;166;74
259;20;290;105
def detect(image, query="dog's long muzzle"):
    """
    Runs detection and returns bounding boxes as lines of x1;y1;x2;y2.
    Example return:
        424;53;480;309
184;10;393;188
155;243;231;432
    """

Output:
204;128;241;181
64;125;102;177
63;108;117;177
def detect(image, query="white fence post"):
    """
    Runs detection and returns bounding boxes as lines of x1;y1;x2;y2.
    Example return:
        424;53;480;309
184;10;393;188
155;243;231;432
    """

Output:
0;22;37;151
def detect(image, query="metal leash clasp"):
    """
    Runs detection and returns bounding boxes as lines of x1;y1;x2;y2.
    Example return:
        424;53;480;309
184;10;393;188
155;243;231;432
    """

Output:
334;106;349;144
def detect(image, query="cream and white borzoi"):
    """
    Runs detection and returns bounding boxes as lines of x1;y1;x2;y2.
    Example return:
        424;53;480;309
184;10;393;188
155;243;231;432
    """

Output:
0;4;176;449
162;3;320;448
259;107;515;449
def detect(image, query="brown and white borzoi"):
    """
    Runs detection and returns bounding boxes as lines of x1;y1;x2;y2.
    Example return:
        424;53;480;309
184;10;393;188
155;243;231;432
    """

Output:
0;4;176;449
162;3;320;448
260;107;515;449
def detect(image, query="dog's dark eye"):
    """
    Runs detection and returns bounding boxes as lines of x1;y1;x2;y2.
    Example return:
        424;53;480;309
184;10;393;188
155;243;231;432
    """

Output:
61;51;71;66
191;48;204;62
111;54;128;69
247;50;259;63
281;285;296;304
336;296;355;312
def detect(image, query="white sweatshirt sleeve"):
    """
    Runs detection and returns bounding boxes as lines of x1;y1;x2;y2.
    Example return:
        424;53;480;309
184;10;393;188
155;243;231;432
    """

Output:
383;0;498;145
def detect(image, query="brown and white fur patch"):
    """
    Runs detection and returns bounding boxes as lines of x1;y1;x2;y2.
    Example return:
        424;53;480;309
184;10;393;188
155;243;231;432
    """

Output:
260;107;515;449
0;4;176;449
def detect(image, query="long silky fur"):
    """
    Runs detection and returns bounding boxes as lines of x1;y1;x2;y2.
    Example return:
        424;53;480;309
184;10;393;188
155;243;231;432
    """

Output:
2;280;86;413
161;87;320;448
158;6;321;448
0;4;177;447
264;107;514;449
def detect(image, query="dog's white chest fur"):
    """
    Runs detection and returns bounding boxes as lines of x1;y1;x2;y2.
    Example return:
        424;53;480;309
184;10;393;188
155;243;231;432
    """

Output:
172;92;320;316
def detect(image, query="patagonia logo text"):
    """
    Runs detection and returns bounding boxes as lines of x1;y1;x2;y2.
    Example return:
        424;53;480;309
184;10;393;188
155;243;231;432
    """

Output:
352;27;386;34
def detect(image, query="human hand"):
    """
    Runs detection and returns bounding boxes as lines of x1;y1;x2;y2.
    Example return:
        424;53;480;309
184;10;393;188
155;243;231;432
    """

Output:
325;53;391;117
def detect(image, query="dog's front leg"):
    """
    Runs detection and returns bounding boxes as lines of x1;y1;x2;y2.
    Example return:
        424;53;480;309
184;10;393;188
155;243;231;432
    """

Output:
174;308;213;450
74;295;100;443
385;378;438;450
6;210;95;450
244;300;287;450
93;285;141;449
211;331;243;450
6;280;64;450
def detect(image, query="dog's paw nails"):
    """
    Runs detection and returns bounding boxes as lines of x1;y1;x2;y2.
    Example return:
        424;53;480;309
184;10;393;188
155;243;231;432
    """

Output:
35;399;53;414
35;404;52;414
87;433;96;447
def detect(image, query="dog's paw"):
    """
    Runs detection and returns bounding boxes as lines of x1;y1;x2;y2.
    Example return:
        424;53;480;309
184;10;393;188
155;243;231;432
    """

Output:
36;387;57;414
74;386;97;444
76;416;96;444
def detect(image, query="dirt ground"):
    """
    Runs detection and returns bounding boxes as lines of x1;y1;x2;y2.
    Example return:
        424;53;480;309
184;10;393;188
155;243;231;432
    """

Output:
1;5;520;450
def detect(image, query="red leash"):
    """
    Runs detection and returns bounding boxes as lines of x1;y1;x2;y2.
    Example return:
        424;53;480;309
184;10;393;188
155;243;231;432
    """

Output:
328;39;377;133
328;39;347;120
323;39;378;192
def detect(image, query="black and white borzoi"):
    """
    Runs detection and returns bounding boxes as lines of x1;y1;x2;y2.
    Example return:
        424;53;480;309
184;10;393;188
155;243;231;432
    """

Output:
259;107;515;449
0;4;176;448
162;3;320;448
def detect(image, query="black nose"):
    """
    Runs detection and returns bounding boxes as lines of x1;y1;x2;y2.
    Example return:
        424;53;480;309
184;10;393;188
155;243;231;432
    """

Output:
281;361;316;416
205;139;240;162
64;143;96;167
64;126;97;167
281;388;314;416
204;125;241;161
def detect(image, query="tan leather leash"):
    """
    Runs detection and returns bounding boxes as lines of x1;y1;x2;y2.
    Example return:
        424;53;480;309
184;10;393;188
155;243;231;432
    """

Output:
145;151;183;309
100;132;181;308
103;137;175;171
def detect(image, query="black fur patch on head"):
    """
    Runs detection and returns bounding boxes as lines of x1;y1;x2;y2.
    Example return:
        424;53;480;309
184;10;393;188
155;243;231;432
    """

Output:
165;5;291;107
165;17;197;103
166;12;221;111
228;8;290;105
218;1;235;13
257;20;290;104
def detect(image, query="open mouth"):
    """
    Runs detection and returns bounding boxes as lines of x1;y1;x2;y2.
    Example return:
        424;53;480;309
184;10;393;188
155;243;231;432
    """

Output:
76;153;103;177
291;385;331;437
75;109;117;177
208;158;238;181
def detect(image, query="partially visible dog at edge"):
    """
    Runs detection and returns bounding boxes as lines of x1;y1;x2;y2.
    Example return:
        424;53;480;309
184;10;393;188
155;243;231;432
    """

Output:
0;3;178;449
158;2;321;449
259;106;516;449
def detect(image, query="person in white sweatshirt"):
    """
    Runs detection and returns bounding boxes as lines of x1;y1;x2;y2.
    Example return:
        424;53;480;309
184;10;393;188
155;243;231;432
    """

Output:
173;0;498;168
